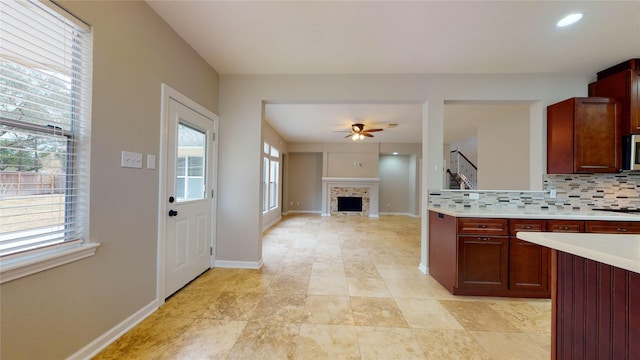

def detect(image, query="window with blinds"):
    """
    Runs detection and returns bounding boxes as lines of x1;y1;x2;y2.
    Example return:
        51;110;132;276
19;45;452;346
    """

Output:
0;1;92;260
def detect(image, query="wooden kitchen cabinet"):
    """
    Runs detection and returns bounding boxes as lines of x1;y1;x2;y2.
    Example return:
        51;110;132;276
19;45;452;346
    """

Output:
585;220;640;234
547;220;584;233
547;97;622;174
589;69;640;135
509;220;549;295
458;235;509;292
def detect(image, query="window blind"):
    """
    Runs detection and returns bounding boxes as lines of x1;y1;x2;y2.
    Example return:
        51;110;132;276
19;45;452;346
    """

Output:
0;0;92;258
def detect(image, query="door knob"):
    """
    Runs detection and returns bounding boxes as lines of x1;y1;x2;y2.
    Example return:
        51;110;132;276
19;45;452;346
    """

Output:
168;209;178;217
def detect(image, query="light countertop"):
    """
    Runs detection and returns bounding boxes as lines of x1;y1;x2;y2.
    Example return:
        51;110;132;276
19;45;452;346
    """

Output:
428;206;640;222
516;232;640;274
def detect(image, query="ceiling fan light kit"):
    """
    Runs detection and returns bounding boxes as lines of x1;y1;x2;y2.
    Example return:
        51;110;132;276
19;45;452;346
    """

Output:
345;123;384;140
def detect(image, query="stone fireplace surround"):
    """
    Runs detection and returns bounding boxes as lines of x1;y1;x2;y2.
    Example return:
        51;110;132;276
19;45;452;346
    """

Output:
321;177;379;217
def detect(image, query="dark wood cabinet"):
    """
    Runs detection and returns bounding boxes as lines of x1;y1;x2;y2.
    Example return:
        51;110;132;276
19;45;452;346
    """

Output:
547;220;584;233
509;220;549;295
547;97;622;173
589;69;640;135
585;220;640;234
428;212;638;300
458;235;509;291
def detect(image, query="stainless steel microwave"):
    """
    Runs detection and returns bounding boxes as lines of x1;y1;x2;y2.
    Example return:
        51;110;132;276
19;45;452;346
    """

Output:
623;135;640;171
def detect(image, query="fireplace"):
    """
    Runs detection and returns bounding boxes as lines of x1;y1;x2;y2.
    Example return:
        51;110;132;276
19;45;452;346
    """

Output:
321;177;379;217
337;196;363;212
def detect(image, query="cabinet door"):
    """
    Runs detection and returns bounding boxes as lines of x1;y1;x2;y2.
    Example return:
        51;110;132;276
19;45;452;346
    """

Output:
509;238;549;293
509;220;549;293
585;221;640;234
573;98;622;173
457;236;508;290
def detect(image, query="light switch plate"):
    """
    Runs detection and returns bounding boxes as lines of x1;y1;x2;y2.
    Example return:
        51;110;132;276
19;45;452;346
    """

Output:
121;150;142;168
146;154;156;170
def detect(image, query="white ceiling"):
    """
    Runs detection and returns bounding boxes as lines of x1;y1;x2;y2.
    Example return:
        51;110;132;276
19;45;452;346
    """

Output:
146;1;640;143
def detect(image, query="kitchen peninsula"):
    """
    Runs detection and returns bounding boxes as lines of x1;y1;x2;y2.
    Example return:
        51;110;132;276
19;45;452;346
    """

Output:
428;207;640;298
516;231;639;360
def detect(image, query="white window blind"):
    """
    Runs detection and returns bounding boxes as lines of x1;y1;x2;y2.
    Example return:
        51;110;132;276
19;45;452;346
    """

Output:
0;0;92;259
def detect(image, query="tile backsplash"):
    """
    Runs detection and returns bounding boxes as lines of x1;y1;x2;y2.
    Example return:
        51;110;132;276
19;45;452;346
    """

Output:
429;172;640;211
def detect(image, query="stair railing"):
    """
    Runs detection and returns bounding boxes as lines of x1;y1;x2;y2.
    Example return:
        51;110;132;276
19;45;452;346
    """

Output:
449;149;478;189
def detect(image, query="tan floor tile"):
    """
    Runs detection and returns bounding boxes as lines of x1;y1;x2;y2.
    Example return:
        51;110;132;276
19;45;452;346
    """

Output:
249;293;306;323
266;274;310;295
412;329;492;360
384;277;435;299
395;298;464;330
227;321;300;360
343;261;381;278
93;316;195;360
472;331;550;360
439;300;521;332
347;277;392;297
295;324;360;359
376;264;426;279
160;319;246;359
487;300;551;334
355;326;425;359
155;290;219;319
308;276;349;296
222;273;272;293
312;262;346;277
302;295;354;325
350;296;408;327
201;291;263;321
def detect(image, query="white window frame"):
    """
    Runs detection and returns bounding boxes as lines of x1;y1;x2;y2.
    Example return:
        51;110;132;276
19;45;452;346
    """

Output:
0;0;97;283
262;142;279;213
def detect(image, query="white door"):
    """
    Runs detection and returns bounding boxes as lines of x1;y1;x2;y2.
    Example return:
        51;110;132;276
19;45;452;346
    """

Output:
164;98;214;297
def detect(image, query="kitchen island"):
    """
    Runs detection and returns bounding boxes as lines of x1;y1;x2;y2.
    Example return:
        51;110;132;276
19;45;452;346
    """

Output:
517;232;640;360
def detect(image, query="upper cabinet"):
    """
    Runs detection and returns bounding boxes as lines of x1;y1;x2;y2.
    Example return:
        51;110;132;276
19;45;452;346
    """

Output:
547;97;621;174
589;59;640;135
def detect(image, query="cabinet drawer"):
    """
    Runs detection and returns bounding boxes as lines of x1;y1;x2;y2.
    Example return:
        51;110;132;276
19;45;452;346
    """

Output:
509;220;546;235
458;218;508;235
586;221;640;234
547;220;585;233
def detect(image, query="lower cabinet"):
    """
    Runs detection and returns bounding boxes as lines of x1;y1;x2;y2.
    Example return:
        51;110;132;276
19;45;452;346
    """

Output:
428;212;639;299
458;235;509;291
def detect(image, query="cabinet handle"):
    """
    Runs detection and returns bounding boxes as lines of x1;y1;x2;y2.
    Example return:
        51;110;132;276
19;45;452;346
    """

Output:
617;228;628;232
477;237;490;241
561;226;570;230
479;224;488;228
522;226;532;229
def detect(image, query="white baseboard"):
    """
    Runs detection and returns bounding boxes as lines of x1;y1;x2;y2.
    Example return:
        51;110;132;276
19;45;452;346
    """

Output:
67;300;159;360
418;262;428;275
286;210;322;214
262;216;282;232
214;259;263;269
379;212;420;217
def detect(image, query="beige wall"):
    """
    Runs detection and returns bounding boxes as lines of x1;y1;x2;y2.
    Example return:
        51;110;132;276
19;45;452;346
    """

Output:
477;110;530;190
218;73;589;273
0;2;218;358
379;155;411;213
287;152;323;212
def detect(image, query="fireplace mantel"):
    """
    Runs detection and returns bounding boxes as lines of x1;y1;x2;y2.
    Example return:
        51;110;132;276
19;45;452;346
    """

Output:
321;177;379;217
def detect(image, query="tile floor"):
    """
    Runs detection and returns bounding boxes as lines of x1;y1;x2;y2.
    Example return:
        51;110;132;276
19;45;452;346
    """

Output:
94;214;551;359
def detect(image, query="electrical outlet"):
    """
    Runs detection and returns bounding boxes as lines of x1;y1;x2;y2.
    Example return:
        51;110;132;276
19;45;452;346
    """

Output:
550;189;557;198
121;150;142;168
146;154;156;170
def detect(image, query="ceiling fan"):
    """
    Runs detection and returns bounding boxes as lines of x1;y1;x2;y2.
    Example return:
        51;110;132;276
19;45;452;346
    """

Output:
345;123;383;140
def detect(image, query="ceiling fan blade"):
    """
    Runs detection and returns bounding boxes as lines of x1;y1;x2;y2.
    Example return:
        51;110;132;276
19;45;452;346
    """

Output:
362;133;374;137
364;128;383;133
345;133;355;138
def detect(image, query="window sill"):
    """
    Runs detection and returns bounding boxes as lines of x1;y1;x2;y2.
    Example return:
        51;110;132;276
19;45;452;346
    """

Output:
0;242;100;284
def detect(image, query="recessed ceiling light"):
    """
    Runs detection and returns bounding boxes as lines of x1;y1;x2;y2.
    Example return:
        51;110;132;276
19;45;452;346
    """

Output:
556;13;583;27
392;152;399;155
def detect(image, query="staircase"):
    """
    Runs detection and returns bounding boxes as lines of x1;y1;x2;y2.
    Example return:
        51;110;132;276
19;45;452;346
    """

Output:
447;150;477;190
